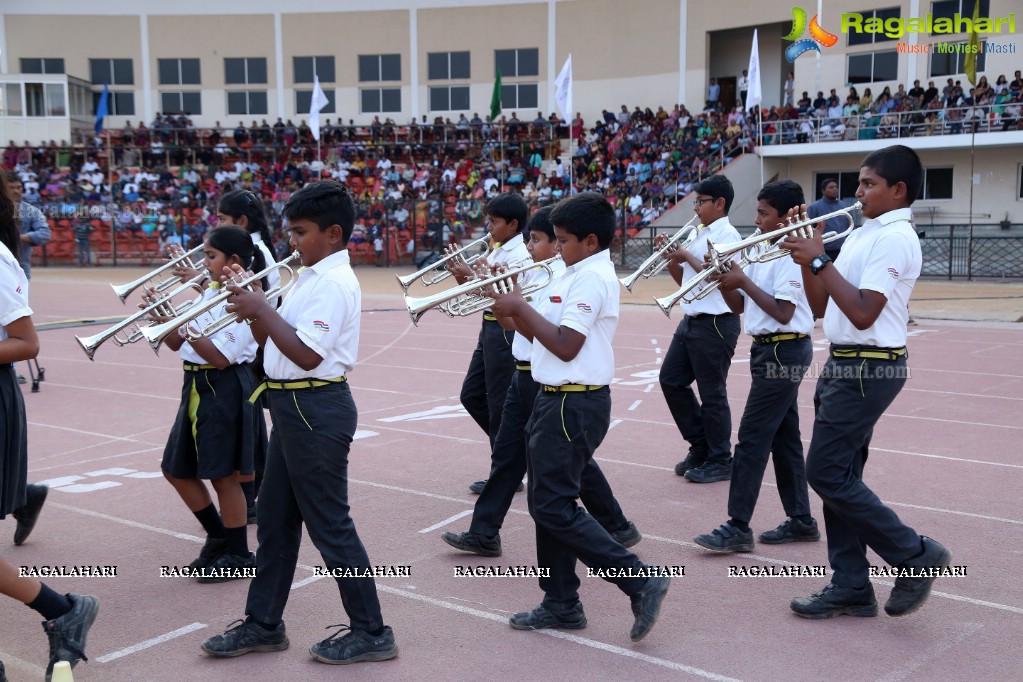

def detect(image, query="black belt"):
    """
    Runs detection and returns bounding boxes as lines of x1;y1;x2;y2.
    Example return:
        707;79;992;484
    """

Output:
687;312;736;320
248;375;347;403
540;384;607;393
752;332;809;344
183;362;217;371
830;345;907;361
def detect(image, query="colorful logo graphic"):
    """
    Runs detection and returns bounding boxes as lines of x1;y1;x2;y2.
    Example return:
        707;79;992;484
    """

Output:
784;7;839;62
312;320;330;332
576;302;592;313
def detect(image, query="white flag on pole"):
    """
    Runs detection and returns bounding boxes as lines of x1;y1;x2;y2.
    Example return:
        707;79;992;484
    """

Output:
309;74;329;141
554;54;573;123
746;30;762;110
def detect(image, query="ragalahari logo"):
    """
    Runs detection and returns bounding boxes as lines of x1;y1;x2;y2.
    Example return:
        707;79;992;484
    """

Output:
784;7;839;62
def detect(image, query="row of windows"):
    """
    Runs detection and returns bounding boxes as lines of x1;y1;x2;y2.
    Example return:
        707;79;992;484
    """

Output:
844;0;991;46
21;49;541;87
847;43;986;83
816;168;954;201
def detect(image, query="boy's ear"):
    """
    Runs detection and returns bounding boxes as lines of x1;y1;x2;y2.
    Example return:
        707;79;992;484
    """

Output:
328;224;344;243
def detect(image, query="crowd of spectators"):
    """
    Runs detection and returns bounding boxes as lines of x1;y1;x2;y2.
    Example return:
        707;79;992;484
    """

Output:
6;65;1021;266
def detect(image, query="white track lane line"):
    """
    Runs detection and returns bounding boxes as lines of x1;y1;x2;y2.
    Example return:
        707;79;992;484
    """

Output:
96;623;207;663
418;509;474;534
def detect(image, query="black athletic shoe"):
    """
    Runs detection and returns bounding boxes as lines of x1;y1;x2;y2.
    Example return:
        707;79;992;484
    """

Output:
469;479;525;494
0;659;6;682
791;583;878;619
884;536;952;617
758;517;820;544
509;603;587;631
13;484;48;545
694;522;754;553
309;624;398;664
43;593;99;682
611;521;642;548
188;537;229;571
196;552;257;583
200;618;289;657
673;448;707;476
630;575;671;642
683;460;732;483
440;531;502;557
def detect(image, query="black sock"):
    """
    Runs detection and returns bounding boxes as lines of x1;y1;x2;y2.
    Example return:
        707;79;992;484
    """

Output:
795;514;814;526
367;627;386;637
224;525;249;556
249;617;279;631
729;518;750;533
240;481;255;508
27;584;73;621
193;503;225;538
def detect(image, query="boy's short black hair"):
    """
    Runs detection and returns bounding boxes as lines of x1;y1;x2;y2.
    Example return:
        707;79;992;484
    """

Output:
757;180;805;218
861;145;923;205
549;192;615;249
485;192;529;233
819;177;838;192
282;180;355;244
693;174;734;213
526;205;556;241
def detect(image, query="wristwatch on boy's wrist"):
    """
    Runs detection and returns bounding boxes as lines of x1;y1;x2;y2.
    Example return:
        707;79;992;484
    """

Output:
809;253;831;275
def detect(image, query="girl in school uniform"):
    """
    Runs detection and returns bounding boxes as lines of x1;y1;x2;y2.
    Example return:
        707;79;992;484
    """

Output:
0;172;99;681
153;225;268;581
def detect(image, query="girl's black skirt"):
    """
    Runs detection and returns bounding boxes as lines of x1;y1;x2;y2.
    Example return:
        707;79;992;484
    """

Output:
162;364;267;480
0;364;28;519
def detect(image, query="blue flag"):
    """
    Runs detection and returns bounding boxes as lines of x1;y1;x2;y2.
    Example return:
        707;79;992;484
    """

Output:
95;84;109;135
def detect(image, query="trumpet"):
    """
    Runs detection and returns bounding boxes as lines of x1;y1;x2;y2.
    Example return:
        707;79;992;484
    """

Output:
618;216;700;292
654;202;860;316
75;272;208;360
140;253;300;352
396;234;491;293
110;243;205;304
404;257;559;326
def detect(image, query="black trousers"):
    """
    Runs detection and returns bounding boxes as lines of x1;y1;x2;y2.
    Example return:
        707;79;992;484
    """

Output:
526;389;646;611
658;313;740;463
806;354;921;587
245;382;384;633
470;369;628;538
728;338;813;524
460;320;515;448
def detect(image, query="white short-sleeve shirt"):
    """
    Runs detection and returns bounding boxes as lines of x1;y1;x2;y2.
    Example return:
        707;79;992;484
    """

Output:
178;284;259;365
0;243;31;341
823;207;921;347
740;254;814;336
531;250;618;386
263;250;360;380
511;258;565;362
676;216;742;316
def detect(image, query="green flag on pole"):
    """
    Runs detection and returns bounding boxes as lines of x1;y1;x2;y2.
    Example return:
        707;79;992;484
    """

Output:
490;66;502;121
964;0;980;86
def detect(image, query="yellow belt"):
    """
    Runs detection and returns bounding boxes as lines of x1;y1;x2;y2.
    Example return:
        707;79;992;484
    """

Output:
248;375;347;404
516;363;532;372
183;363;217;372
830;346;907;361
482;311;499;321
541;384;607;393
752;332;809;344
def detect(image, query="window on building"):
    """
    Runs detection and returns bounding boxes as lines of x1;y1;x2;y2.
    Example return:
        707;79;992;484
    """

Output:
495;49;539;78
224;58;267;85
428;51;470;80
923;167;953;200
90;59;134;85
361;88;401;113
21;58;65;74
2;84;23;116
294;56;335;84
158;59;201;86
161;92;202;115
500;83;538;109
812;171;860;201
296;88;336;114
931;0;991;34
92;90;135;116
429;86;470;112
847;7;901;45
847;50;898;83
930;41;987;78
227;90;268;115
358;54;401;82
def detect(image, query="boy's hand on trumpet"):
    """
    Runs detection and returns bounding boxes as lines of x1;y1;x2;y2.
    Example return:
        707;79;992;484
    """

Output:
780;204;826;267
222;264;270;323
484;266;526;318
138;285;176;323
